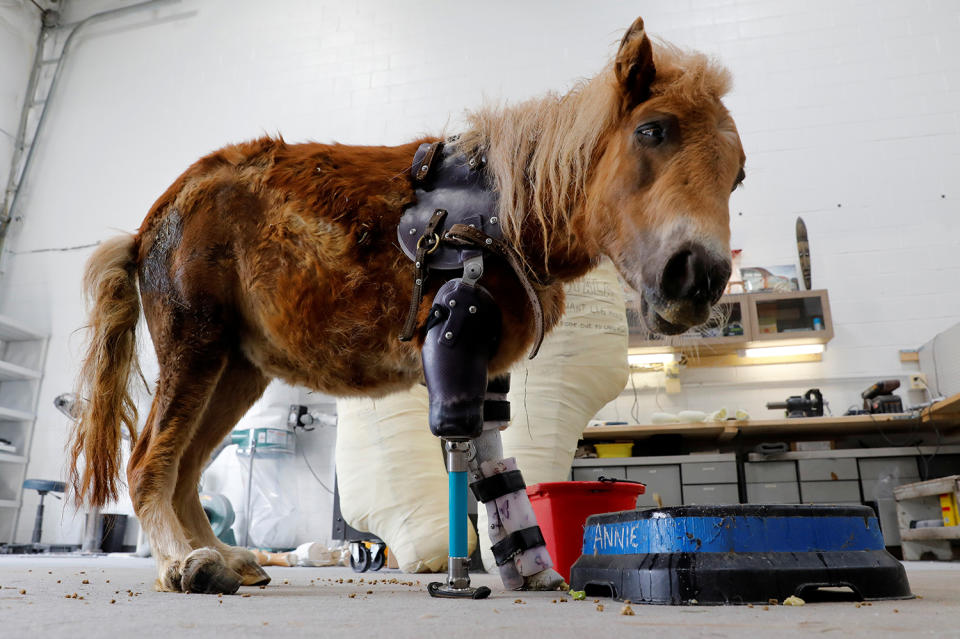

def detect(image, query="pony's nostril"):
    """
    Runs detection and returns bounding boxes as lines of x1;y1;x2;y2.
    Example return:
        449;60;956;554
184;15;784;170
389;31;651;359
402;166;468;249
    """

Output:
660;246;729;304
661;249;694;300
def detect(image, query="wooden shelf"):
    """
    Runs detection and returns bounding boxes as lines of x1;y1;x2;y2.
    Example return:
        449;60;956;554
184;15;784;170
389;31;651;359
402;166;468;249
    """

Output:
0;406;35;421
0;360;42;381
922;394;960;426
894;476;960;501
583;421;737;441
0;315;43;342
747;289;833;347
582;412;944;444
900;527;960;542
627;290;833;359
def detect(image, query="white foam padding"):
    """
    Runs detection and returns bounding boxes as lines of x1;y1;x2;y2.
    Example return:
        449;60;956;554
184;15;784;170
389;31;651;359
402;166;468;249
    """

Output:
335;384;477;573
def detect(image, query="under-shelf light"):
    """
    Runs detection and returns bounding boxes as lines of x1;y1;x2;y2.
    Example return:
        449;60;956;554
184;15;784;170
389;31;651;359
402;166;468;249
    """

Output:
743;344;825;358
628;353;676;367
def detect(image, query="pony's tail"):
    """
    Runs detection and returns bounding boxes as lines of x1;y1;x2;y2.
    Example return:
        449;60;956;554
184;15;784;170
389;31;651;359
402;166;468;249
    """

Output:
67;234;143;508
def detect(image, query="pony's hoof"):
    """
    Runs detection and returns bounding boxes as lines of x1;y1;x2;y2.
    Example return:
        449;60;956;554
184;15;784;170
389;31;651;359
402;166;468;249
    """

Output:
522;568;567;591
236;559;271;586
180;548;241;594
157;560;183;592
223;547;272;586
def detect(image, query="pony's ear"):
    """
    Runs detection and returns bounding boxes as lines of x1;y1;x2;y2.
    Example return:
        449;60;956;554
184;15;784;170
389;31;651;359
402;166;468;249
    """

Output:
614;17;656;108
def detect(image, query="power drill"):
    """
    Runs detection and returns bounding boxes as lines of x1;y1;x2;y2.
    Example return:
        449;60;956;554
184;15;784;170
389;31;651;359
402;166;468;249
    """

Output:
861;379;903;414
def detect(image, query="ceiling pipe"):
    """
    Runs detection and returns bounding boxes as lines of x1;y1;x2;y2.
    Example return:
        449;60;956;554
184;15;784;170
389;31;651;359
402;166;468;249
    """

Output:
0;0;181;259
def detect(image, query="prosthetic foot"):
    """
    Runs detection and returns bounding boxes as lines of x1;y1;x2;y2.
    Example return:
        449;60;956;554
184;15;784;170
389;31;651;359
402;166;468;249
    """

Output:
427;440;491;599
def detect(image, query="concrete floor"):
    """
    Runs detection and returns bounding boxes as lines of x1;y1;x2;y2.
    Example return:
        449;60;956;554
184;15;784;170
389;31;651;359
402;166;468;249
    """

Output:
0;556;957;638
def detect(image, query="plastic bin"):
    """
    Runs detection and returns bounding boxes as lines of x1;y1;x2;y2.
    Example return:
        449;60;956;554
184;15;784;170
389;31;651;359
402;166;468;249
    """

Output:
594;442;634;458
527;480;645;581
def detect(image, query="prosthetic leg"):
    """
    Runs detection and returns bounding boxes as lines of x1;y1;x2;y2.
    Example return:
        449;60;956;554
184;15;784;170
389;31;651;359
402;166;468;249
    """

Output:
423;267;559;598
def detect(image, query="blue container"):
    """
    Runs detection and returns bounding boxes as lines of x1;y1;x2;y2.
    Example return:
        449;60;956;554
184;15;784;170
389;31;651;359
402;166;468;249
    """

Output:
570;504;912;605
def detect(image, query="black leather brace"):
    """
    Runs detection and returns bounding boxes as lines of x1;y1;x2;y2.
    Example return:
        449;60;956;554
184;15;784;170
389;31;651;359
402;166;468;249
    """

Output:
491;526;546;567
421;278;501;439
398;143;499;271
470;469;525;503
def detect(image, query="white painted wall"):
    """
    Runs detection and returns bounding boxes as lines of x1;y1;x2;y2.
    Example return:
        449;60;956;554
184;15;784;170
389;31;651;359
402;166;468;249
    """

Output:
0;0;40;209
0;0;958;544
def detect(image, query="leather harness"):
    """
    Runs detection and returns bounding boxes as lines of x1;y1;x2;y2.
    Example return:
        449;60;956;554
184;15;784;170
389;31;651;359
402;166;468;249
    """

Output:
397;141;546;359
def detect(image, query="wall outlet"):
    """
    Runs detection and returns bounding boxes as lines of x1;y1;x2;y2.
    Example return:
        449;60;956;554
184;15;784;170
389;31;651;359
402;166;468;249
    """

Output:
910;373;928;390
664;361;681;394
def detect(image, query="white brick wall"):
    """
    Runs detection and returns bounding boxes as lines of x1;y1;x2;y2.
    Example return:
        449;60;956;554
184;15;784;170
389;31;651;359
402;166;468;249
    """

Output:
0;0;957;543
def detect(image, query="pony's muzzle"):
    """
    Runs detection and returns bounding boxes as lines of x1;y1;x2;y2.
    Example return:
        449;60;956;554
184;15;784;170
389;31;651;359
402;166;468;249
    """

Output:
644;243;730;334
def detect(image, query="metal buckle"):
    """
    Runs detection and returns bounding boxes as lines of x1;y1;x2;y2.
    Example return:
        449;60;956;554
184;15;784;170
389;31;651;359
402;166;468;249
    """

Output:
417;233;441;256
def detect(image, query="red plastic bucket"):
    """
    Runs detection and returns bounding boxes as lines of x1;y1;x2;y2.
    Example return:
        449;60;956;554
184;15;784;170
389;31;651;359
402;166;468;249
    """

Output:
527;480;645;581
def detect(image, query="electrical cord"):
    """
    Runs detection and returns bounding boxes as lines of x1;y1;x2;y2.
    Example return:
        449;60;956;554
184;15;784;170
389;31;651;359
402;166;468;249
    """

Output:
293;428;334;495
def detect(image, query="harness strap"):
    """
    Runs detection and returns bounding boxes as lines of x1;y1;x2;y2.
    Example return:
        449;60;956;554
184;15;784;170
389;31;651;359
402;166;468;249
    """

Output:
491;526;547;567
398;209;448;342
443;223;546;359
470;469;525;504
411;141;444;184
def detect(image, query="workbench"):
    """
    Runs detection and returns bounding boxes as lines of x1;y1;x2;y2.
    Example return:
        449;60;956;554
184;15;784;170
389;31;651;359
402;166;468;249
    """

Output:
572;393;960;547
581;392;960;444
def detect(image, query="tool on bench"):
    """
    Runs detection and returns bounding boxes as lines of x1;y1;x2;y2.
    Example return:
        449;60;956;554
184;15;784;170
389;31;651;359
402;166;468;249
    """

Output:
766;388;824;418
861;379;903;414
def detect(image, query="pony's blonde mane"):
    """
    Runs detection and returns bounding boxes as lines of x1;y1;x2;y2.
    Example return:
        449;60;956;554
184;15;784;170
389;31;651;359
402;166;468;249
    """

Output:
452;41;732;269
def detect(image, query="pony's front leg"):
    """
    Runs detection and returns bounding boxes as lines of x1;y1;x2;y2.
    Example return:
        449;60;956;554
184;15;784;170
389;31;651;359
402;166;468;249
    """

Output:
469;412;565;591
422;277;562;593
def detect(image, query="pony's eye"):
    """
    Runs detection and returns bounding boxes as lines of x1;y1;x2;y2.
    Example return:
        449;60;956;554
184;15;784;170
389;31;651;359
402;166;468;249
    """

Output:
635;123;664;145
732;167;746;192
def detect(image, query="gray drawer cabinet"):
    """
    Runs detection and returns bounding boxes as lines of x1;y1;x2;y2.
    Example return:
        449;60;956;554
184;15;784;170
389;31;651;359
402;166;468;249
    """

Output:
800;480;861;503
859;458;920;501
571;466;627;482
682;484;739;505
798;458;858;481
857;457;919;546
746;482;800;504
626;465;682;507
744;461;797;483
681;461;737;484
858;457;919;481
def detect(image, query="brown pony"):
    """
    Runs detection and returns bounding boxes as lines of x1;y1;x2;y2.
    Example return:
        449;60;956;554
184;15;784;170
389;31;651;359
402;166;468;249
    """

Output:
68;17;744;594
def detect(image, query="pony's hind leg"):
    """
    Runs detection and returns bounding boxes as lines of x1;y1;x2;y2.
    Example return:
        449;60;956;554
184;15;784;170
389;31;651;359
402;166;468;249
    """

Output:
127;347;239;594
172;355;271;587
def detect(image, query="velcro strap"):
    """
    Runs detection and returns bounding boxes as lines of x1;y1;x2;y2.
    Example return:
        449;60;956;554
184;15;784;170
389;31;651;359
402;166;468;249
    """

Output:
470;469;525;503
486;374;511;394
483;399;510;423
491;526;546;567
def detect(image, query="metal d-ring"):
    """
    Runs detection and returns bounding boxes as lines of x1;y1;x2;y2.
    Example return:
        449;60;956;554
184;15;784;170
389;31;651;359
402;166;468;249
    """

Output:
417;232;441;256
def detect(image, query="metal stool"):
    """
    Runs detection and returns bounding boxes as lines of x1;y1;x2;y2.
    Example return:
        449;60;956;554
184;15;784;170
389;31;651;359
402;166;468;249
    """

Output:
22;479;66;544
